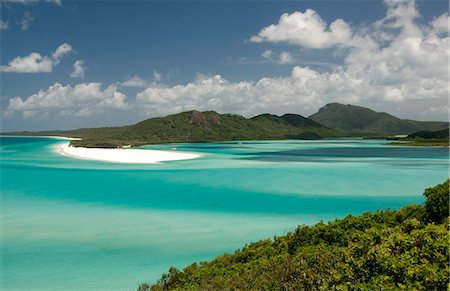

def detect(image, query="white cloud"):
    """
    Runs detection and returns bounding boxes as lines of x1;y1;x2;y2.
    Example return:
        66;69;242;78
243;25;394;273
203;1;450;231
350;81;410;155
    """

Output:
69;60;85;78
0;19;9;30
4;0;448;123
153;70;161;82
429;13;449;35
250;9;354;49
6;82;128;118
0;53;53;73
135;0;448;118
261;49;272;59
52;43;73;63
19;11;34;31
278;51;294;64
1;43;73;73
121;75;147;88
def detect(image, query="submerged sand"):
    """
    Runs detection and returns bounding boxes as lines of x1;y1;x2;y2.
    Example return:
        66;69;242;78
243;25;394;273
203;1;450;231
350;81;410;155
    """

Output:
55;142;200;164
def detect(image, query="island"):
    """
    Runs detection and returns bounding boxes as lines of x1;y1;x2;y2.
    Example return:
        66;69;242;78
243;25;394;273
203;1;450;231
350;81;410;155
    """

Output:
2;103;448;148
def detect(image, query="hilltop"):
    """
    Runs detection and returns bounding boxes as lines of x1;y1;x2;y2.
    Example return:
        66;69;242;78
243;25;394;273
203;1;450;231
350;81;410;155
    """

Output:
309;103;448;135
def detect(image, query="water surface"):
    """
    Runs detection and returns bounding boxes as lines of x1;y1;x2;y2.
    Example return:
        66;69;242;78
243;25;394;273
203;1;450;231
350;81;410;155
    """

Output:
1;137;448;290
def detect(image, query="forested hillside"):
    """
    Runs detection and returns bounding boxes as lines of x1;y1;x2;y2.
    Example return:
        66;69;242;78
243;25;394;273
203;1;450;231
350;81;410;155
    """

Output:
309;103;448;135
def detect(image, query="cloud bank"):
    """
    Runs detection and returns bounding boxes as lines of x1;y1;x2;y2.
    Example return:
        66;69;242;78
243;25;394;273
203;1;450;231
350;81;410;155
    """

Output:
4;0;449;123
136;0;448;117
6;83;128;118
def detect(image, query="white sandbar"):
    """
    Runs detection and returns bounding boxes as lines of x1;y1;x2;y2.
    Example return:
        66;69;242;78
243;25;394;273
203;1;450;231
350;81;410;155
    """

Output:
56;142;200;164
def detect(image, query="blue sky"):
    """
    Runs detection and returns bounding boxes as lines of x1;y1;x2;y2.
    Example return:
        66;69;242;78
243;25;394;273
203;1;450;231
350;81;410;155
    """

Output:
1;0;448;131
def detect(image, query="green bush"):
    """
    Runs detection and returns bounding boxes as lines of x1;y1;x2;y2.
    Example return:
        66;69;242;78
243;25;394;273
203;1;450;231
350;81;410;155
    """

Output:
424;179;449;224
140;181;450;290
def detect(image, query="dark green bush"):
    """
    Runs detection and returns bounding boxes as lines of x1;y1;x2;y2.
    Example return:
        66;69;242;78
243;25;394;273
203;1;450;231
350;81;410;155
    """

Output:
141;181;449;290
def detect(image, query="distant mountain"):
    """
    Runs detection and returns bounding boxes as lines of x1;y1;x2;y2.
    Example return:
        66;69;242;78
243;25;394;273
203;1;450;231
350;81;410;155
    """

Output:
309;103;448;135
5;110;333;147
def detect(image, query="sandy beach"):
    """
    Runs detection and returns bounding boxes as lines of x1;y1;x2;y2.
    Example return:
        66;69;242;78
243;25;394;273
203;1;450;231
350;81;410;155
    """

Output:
0;135;81;141
55;142;200;164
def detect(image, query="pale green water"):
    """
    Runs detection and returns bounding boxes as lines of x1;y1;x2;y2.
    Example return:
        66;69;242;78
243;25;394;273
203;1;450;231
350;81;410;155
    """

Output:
1;137;448;290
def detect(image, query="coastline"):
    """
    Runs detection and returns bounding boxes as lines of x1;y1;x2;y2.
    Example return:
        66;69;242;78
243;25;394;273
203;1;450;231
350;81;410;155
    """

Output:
0;135;81;141
55;141;201;164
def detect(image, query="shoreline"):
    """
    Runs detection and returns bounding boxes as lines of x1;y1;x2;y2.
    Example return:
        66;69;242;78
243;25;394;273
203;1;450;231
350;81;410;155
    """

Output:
55;142;201;164
0;135;81;141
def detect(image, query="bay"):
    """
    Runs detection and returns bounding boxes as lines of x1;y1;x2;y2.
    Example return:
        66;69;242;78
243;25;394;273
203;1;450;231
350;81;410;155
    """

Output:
0;137;448;290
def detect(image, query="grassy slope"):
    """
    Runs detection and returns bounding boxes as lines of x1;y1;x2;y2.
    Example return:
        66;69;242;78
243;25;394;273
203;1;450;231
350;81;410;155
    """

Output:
309;103;448;135
141;181;449;291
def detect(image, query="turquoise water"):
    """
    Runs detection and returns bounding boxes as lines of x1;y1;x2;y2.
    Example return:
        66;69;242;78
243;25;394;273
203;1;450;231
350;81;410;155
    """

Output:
1;137;448;290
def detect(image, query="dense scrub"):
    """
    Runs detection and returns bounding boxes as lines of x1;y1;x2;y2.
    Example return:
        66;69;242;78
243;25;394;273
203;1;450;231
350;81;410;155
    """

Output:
140;180;449;290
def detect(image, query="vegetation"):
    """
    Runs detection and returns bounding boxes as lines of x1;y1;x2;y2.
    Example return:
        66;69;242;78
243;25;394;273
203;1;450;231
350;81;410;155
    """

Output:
140;180;449;291
3;103;448;148
387;128;449;147
309;103;448;135
387;140;449;147
408;128;449;139
3;110;337;148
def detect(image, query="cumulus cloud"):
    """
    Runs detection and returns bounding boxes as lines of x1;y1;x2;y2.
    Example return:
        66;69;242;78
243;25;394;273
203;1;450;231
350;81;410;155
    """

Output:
429;13;449;35
250;9;354;49
278;51;294;64
135;0;448;118
70;60;85;78
52;43;73;63
5;82;128;118
4;0;448;122
121;75;147;88
0;53;53;73
1;43;73;73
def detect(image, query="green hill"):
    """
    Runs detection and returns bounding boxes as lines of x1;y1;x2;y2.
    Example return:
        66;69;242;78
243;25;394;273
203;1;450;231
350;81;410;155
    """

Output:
4;104;448;147
100;110;334;147
3;110;335;147
309;103;448;135
140;180;449;291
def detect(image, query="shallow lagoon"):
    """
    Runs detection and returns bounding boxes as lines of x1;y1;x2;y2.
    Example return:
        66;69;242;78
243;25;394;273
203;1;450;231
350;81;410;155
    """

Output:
1;137;448;290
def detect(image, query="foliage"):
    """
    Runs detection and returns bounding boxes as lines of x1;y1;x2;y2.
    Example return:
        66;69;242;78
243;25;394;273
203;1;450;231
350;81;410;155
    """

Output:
3;110;337;148
408;128;449;139
387;128;449;147
4;104;448;147
140;181;449;290
424;180;449;224
387;140;449;147
309;103;448;135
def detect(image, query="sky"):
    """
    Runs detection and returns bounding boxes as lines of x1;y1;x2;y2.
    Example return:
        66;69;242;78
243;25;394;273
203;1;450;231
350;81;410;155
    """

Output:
0;0;448;131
